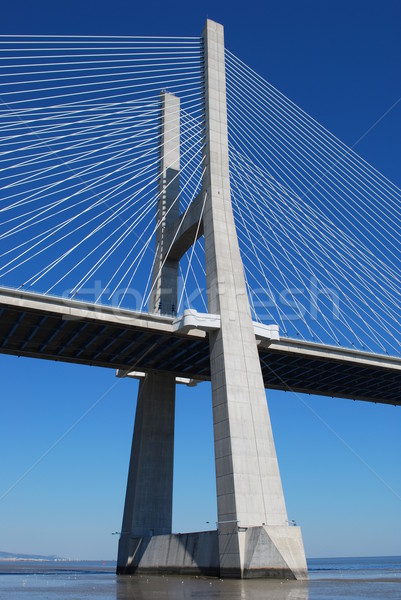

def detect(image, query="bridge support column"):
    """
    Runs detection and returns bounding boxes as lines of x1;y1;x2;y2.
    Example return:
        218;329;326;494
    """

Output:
117;373;175;570
148;91;180;317
117;92;180;574
117;22;306;580
201;19;307;579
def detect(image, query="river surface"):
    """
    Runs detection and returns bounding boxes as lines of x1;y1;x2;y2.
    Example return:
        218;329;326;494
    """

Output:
0;556;400;599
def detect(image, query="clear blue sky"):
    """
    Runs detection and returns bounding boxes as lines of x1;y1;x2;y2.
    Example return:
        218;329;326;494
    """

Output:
0;0;400;561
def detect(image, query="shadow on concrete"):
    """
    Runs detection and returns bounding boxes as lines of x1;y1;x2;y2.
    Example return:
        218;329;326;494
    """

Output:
117;531;219;577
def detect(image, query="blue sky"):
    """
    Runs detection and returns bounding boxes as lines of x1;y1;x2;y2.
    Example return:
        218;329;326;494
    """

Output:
0;0;401;561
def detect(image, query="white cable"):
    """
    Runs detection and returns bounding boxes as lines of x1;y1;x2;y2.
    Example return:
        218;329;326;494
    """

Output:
177;190;207;313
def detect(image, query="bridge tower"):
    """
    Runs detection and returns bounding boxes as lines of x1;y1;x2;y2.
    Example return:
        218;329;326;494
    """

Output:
117;19;308;579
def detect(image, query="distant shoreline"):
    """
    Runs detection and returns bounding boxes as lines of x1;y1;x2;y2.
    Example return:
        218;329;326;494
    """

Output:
0;558;68;563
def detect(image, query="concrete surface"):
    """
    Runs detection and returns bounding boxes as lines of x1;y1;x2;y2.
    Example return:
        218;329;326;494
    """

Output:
201;19;307;578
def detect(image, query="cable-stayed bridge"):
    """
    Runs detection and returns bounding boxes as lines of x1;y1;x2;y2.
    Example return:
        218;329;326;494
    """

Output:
0;20;400;579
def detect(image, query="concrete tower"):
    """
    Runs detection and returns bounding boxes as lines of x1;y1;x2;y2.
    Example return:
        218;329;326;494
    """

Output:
117;92;179;566
117;20;307;580
200;19;307;579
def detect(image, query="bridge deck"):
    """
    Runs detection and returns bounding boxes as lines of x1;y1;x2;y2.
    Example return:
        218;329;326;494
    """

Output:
0;287;400;406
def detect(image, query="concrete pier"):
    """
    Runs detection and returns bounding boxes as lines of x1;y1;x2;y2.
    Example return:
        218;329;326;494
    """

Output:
117;93;180;573
117;373;176;569
200;19;307;579
117;21;307;580
148;92;180;316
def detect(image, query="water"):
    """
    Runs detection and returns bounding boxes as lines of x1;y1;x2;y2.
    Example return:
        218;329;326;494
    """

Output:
308;555;401;580
0;556;400;599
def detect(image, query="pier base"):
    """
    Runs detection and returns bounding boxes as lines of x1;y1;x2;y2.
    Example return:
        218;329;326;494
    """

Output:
117;526;307;579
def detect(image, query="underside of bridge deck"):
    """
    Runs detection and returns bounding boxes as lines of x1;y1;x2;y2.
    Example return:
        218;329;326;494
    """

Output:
0;287;400;406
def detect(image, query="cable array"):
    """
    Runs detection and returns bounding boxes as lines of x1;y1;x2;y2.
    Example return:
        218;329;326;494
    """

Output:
1;34;400;358
0;35;203;311
226;50;401;356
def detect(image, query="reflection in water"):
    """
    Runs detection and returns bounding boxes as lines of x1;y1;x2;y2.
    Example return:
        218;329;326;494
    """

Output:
116;575;309;600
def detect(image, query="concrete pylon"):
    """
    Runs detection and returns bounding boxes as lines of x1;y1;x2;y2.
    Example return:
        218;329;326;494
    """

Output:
201;19;307;578
148;92;180;316
117;23;307;580
117;93;179;573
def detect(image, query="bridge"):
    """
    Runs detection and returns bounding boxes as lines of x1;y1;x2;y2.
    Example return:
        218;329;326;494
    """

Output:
2;286;401;404
0;20;400;579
